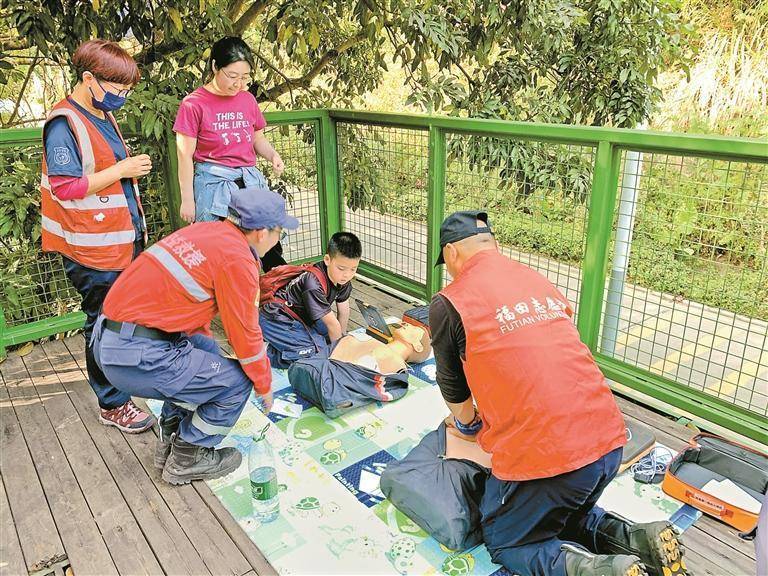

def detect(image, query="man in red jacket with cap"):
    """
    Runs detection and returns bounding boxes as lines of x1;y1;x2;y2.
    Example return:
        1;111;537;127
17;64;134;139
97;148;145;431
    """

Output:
430;210;688;576
92;187;298;485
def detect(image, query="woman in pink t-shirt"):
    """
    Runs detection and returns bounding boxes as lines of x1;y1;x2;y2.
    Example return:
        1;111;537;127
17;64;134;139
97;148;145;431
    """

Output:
173;36;287;269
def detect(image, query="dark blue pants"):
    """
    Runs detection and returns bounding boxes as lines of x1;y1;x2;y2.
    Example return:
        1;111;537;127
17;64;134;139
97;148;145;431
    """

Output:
259;305;329;369
93;319;252;447
481;447;623;576
62;255;134;409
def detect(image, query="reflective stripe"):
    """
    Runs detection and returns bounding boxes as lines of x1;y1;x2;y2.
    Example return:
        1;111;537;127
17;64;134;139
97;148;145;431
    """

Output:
173;401;198;412
191;412;232;436
42;215;135;246
42;175;129;210
47;108;96;175
146;244;211;302
239;345;266;365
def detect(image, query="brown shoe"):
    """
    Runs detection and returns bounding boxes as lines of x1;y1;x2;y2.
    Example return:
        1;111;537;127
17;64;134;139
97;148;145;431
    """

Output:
100;400;155;433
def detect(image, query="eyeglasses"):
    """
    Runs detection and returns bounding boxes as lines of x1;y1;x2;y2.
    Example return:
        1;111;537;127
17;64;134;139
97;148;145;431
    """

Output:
280;230;288;242
95;77;132;98
220;70;252;83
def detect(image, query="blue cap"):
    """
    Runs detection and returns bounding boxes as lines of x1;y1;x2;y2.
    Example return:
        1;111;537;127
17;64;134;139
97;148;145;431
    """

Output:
228;186;300;231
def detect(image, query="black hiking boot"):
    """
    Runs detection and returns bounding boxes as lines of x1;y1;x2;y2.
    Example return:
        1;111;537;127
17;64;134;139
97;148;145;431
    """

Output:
154;415;181;470
596;513;689;576
161;436;242;485
563;543;649;576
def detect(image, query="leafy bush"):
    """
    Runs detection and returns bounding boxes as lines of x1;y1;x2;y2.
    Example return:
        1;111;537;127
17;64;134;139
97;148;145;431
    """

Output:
0;137;173;328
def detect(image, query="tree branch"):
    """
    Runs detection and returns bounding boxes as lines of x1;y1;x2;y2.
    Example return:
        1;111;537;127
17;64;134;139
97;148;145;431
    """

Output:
1;36;29;51
233;0;269;36
228;0;248;20
134;38;183;66
263;31;367;100
250;47;296;105
5;49;39;128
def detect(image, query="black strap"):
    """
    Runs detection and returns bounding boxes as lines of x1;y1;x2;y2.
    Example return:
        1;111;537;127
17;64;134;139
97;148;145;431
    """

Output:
104;319;176;341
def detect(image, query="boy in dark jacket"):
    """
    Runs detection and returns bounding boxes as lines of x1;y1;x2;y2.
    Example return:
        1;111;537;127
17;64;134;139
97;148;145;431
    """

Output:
259;231;362;368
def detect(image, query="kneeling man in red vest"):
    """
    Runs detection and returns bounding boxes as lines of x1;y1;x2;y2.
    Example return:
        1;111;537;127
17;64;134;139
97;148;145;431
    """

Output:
429;211;689;576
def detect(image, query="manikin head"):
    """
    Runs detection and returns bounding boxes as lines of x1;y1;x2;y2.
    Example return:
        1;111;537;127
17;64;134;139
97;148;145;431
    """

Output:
390;323;432;364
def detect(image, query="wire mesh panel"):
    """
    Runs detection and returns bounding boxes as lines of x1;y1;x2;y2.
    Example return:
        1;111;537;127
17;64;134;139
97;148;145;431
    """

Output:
0;136;172;329
337;123;429;284
126;135;174;244
600;152;768;416
1;140;81;328
259;123;323;262
443;134;596;317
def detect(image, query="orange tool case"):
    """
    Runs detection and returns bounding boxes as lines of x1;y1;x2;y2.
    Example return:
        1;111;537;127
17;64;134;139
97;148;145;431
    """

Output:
661;433;767;531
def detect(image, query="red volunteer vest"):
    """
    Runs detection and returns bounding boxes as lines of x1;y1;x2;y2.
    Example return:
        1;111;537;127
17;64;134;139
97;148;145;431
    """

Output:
441;250;626;481
40;99;145;271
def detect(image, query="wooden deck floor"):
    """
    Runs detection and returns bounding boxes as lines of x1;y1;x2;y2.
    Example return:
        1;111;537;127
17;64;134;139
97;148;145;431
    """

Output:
0;280;757;576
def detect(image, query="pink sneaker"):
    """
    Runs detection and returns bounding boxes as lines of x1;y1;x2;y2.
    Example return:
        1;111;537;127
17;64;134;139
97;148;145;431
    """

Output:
99;400;156;433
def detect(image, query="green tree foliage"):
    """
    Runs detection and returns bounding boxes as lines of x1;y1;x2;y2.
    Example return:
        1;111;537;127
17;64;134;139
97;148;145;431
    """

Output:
1;0;690;130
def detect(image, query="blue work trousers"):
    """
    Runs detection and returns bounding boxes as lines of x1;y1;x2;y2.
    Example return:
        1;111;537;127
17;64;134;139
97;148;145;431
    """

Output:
92;317;252;447
259;305;329;369
481;447;623;576
62;244;141;409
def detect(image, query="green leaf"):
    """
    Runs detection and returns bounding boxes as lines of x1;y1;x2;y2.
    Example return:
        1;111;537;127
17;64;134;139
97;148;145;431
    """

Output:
308;26;320;50
168;8;183;33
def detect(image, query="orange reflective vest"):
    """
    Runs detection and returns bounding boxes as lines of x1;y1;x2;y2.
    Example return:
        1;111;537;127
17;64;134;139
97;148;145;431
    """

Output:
441;250;627;481
41;99;146;271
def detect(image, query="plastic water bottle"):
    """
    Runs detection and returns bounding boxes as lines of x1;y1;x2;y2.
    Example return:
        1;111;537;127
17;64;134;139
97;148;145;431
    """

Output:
249;424;279;523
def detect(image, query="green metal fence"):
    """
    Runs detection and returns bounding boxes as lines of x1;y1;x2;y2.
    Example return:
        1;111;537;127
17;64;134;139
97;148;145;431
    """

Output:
0;109;765;443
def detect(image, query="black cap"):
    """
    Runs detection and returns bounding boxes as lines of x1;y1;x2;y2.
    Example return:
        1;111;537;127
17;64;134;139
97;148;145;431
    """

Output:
435;210;492;265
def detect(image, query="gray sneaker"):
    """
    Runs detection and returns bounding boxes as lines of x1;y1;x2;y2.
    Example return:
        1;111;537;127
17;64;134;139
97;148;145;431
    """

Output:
563;543;649;576
161;436;242;485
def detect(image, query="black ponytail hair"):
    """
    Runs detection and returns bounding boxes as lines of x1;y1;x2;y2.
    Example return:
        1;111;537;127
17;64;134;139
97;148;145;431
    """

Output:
207;36;254;79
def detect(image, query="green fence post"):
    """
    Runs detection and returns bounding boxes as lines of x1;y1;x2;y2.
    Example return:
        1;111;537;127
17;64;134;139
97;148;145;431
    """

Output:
318;111;342;247
576;141;622;350
163;130;184;231
426;125;446;299
0;304;7;359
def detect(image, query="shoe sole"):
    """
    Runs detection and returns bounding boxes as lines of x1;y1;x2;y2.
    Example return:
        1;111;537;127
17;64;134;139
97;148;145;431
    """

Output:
161;457;241;485
655;527;687;576
602;522;688;576
625;563;650;576
99;415;156;434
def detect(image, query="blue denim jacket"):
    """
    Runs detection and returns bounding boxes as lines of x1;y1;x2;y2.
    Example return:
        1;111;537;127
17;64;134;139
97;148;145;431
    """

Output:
193;162;268;222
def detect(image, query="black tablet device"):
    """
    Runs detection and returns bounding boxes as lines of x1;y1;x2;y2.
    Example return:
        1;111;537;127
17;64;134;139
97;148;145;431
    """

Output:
355;299;394;343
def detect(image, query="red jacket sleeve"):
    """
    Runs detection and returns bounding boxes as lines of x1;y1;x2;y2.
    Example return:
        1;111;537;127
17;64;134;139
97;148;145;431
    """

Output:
49;175;88;200
215;259;272;394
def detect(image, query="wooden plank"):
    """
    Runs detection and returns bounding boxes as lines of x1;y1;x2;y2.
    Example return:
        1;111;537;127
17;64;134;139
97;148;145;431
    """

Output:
42;339;211;576
679;546;739;576
191;484;278;576
0;382;65;574
615;396;694;444
21;344;162;575
122;428;253;576
688;513;757;559
0;353;119;576
0;474;27;576
66;336;257;575
683;524;756;575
